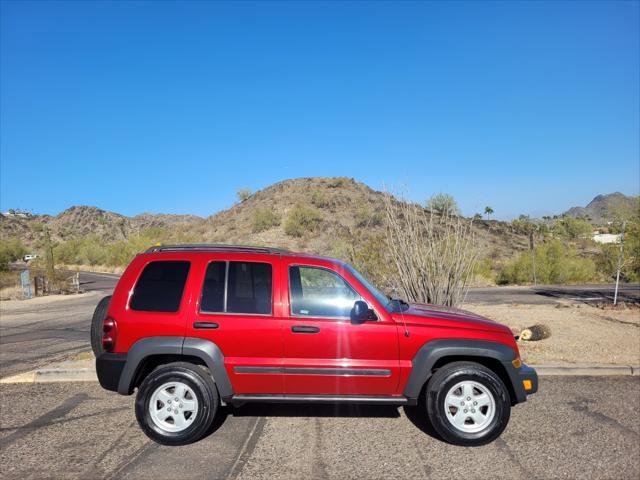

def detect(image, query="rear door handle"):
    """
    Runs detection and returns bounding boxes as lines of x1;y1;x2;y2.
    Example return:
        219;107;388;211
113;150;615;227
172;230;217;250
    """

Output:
193;321;219;329
291;325;320;334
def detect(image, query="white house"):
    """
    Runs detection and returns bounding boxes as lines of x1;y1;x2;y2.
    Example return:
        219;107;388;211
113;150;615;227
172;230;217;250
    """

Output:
592;233;622;244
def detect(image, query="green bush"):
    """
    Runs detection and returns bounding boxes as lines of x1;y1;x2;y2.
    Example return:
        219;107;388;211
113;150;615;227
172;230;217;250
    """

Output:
252;208;280;233
0;238;28;271
354;202;383;228
236;188;252;202
327;177;350;188
473;257;494;282
426;193;459;216
498;240;596;285
552;217;592;239
311;190;332;208
284;205;322;237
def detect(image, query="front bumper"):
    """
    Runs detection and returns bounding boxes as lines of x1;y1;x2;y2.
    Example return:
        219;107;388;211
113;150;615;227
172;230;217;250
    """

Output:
505;361;538;404
518;364;538;396
96;352;127;392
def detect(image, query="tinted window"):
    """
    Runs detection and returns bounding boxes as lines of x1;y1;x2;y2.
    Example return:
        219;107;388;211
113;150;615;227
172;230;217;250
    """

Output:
200;262;225;313
289;266;360;318
130;261;190;312
227;262;272;314
200;261;272;315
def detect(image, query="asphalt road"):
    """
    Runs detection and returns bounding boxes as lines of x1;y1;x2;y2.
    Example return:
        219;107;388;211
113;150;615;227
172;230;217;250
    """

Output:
0;291;104;377
466;283;640;305
0;376;638;479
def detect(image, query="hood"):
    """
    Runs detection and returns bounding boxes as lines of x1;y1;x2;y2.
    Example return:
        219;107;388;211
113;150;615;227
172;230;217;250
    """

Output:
395;302;511;334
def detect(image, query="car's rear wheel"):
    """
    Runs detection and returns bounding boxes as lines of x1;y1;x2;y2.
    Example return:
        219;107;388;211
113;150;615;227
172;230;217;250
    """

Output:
426;361;511;446
135;362;218;446
90;295;111;356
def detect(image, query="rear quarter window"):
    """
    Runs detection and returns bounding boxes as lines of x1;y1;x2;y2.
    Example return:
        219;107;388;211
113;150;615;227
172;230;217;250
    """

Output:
130;260;190;312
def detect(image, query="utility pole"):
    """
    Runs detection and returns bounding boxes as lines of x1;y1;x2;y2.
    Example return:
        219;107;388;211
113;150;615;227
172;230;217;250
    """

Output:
613;221;626;306
529;229;537;285
44;227;55;286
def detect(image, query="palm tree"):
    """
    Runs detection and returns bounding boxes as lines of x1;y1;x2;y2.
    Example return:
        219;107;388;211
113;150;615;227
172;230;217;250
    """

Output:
484;206;494;220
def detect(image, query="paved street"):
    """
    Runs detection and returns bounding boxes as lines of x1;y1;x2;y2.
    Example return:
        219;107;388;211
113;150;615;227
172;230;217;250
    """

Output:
0;376;638;479
0;291;104;377
466;284;640;305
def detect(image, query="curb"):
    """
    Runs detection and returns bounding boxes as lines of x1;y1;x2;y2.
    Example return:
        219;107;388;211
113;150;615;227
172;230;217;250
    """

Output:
0;368;97;384
531;365;639;377
0;364;638;384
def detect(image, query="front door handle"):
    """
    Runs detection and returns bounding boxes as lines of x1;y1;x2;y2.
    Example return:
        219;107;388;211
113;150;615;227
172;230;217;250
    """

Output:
291;325;320;334
193;321;219;329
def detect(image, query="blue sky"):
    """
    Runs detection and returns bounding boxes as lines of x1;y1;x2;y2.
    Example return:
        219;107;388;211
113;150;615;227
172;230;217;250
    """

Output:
1;0;638;220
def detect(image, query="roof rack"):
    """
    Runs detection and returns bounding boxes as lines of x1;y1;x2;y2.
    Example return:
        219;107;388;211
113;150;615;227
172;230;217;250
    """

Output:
145;244;290;255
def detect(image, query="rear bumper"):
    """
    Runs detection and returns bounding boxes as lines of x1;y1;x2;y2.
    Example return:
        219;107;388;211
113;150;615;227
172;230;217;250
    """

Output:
96;353;127;392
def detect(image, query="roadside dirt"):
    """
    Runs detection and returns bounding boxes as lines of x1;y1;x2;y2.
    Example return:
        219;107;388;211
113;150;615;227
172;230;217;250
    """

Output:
466;301;640;365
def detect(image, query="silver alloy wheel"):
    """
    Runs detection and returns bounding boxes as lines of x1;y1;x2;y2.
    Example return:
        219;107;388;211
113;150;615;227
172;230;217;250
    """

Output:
148;381;199;433
444;380;496;433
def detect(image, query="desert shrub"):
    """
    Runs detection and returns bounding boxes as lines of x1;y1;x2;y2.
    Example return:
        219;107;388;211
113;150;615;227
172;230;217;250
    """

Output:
236;188;252;202
327;177;350;188
331;232;393;293
311;190;332;208
384;194;477;307
0;237;28;271
472;257;494;282
354;201;383;228
595;209;640;282
426;193;459;216
498;240;596;285
552;217;592;239
284;205;322;237
252;208;280;233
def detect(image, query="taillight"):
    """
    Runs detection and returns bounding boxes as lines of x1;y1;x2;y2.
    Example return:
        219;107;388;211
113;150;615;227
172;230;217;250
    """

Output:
102;317;117;352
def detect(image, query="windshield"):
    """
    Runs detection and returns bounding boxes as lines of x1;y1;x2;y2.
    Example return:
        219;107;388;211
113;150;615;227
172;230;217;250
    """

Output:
345;264;408;313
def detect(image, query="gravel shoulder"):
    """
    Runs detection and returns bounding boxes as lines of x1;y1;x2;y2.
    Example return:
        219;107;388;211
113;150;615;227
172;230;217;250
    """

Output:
465;301;640;365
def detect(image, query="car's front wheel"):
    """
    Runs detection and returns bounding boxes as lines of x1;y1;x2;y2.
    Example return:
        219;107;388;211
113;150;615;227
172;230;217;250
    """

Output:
426;361;511;446
135;362;218;446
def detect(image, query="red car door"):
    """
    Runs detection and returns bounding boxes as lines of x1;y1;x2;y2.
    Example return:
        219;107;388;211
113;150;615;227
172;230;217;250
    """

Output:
186;252;284;395
280;258;400;396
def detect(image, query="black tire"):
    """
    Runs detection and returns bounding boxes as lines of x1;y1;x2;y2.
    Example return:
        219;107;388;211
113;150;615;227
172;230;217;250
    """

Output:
90;295;111;356
135;362;219;446
426;361;511;446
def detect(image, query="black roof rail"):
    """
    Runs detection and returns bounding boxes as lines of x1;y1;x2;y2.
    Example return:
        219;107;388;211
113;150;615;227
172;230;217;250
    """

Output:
145;244;290;255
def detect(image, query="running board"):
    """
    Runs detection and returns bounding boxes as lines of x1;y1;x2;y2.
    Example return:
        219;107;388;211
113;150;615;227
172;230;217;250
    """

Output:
228;394;416;406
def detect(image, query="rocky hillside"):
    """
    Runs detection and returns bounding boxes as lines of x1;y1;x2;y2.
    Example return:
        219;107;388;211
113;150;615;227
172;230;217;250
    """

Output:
564;192;638;224
0;205;204;244
1;177;530;263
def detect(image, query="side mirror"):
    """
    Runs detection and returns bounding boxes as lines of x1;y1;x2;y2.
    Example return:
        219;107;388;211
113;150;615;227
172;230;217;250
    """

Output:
351;300;372;324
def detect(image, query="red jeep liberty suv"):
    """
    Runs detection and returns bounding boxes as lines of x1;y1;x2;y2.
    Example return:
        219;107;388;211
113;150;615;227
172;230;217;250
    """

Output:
93;244;537;446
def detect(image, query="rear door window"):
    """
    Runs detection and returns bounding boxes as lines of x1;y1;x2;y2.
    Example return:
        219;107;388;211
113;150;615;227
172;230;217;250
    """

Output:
130;261;190;312
200;261;273;315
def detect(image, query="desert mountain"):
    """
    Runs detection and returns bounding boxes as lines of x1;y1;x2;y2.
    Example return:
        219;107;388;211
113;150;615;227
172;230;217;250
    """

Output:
1;177;538;262
564;192;638;224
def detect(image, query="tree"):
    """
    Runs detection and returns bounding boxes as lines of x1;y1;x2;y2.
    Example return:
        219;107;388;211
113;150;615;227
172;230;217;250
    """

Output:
426;193;459;216
473;213;482;220
484;206;494;220
236;188;252;202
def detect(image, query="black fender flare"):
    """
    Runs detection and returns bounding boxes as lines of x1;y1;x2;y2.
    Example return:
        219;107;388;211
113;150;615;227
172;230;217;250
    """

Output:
402;339;526;403
116;336;234;399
